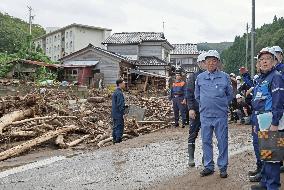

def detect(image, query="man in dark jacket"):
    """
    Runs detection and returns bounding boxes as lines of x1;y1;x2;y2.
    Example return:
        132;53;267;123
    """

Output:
111;79;126;144
186;52;206;167
251;47;284;190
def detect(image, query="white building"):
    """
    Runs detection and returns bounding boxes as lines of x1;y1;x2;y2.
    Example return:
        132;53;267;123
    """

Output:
34;23;112;62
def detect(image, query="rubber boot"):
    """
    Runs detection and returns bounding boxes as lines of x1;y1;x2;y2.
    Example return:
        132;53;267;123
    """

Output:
188;143;195;167
248;164;262;176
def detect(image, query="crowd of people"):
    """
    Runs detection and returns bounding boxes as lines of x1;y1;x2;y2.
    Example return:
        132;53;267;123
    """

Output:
111;46;284;190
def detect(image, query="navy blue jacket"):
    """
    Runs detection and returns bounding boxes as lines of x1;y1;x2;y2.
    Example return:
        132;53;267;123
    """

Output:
195;70;233;117
252;68;284;126
242;72;254;88
186;70;203;111
111;88;125;119
275;62;284;74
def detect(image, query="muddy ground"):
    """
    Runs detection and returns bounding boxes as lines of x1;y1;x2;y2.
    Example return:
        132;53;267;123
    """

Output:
0;123;283;190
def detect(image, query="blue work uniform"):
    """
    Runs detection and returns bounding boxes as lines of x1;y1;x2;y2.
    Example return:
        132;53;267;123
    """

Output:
170;79;187;127
111;87;125;143
195;70;233;172
252;68;284;190
186;70;203;144
275;62;284;74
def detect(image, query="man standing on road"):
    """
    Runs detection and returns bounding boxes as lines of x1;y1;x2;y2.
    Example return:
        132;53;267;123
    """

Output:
186;52;207;167
195;50;233;178
111;79;126;144
169;72;187;128
251;48;284;190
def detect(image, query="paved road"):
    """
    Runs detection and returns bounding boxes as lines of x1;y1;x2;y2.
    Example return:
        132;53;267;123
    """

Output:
0;125;252;190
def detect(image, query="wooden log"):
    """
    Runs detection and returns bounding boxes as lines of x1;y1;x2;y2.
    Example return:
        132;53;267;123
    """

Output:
87;97;105;103
97;134;132;147
66;135;90;147
0;109;34;134
0;125;77;161
9;130;37;138
11;116;77;125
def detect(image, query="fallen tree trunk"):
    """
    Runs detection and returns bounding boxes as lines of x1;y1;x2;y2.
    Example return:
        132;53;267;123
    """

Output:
9;130;38;138
11;116;77;125
67;135;90;147
0;125;77;161
0;109;34;134
97;134;132;147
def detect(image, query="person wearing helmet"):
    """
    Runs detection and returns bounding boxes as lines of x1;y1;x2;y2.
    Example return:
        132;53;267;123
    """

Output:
169;71;187;128
272;46;284;74
195;50;233;178
185;52;206;167
250;48;284;190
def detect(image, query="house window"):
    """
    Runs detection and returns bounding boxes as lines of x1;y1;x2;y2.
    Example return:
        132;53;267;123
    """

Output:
54;36;57;41
66;69;78;78
66;42;69;49
58;45;60;50
66;32;68;38
70;31;72;37
54;46;56;51
70;41;72;49
46;39;48;44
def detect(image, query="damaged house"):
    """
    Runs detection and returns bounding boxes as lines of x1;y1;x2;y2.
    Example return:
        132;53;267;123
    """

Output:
59;44;133;87
102;32;174;90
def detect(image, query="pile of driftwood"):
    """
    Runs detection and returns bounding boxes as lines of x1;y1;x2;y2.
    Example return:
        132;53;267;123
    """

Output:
0;88;172;161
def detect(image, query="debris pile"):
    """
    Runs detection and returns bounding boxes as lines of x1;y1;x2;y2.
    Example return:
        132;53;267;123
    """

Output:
0;88;172;161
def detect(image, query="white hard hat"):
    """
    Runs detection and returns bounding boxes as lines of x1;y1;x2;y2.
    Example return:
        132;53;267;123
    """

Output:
205;50;220;60
272;46;283;54
257;47;278;60
236;76;241;80
197;52;206;62
236;94;243;99
230;73;236;77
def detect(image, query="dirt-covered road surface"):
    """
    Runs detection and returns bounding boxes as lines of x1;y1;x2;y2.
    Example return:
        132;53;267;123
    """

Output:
0;124;283;190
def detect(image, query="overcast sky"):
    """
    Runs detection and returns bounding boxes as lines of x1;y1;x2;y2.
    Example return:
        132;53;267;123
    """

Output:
1;0;283;44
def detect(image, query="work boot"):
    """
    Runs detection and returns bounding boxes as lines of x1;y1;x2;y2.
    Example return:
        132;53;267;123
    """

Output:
280;166;284;173
248;165;262;176
220;170;228;178
251;184;267;190
200;168;214;177
188;144;195;167
249;173;261;182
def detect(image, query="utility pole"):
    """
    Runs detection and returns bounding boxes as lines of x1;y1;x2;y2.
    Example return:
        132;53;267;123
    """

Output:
27;6;34;50
245;23;249;69
251;0;255;76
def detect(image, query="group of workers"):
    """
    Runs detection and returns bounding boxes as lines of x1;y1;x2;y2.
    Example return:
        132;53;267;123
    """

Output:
170;46;284;190
111;46;284;190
